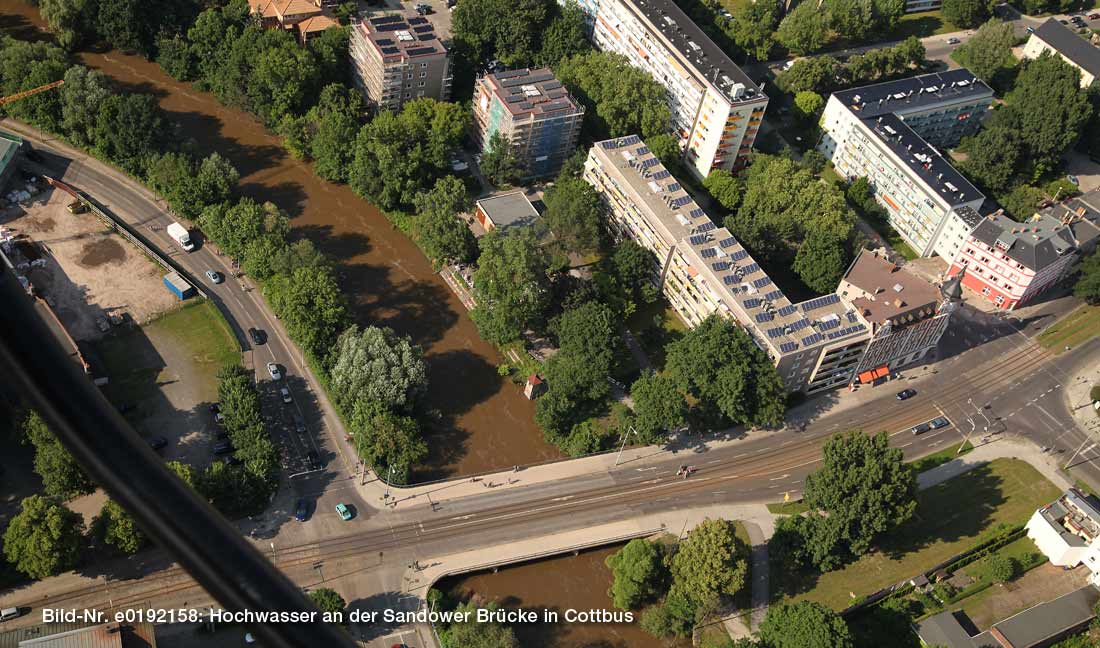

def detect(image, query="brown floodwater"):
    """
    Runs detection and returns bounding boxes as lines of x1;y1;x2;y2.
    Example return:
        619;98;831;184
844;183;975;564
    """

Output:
0;1;560;480
440;545;692;648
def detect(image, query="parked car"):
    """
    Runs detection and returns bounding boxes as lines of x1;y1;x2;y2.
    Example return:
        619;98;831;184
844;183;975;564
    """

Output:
415;2;431;13
293;413;307;434
307;450;320;469
929;416;951;429
205;270;223;284
446;0;456;7
66;200;88;214
1089;13;1100;19
896;388;918;401
911;422;931;435
280;387;292;404
209;402;221;413
336;503;353;521
214;411;225;425
148;436;168;450
1;607;24;622
213;440;234;455
249;327;265;345
294;498;310;522
267;362;281;380
1067;174;1080;187
946;37;960;44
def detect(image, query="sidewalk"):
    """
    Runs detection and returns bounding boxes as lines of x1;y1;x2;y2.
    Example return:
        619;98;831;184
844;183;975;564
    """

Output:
918;437;1074;491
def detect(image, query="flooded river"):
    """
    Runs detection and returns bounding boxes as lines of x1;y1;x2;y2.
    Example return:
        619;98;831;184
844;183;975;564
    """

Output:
440;545;692;648
0;1;560;480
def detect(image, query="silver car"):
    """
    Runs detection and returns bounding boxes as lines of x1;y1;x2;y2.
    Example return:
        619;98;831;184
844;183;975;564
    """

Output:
267;362;281;380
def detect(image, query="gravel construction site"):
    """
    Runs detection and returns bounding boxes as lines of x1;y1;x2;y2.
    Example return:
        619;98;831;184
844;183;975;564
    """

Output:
0;183;176;340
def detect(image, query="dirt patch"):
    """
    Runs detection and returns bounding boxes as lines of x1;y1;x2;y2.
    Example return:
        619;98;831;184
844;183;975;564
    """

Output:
78;237;126;267
0;187;176;340
959;562;1091;630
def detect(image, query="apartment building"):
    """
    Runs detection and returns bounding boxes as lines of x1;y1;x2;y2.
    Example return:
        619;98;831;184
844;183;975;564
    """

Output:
837;249;957;382
947;206;1099;310
1028;489;1100;585
349;13;452;112
584;136;872;394
472;68;585;180
1022;18;1100;88
819;69;993;258
247;0;337;44
576;0;768;179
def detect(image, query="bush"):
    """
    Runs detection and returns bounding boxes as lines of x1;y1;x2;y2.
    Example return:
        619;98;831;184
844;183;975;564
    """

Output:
984;554;1018;583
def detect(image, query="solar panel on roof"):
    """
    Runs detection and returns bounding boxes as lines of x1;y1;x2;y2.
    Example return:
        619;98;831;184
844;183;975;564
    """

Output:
752;277;771;289
621;135;640;145
847;311;859;323
712;261;729;271
688;234;708;246
723;275;738;285
765;290;783;301
412;24;433;32
381;46;400;54
731;250;749;261
671;196;693;208
802;333;823;346
636;146;650;155
667;183;681;192
697;221;716;232
801;294;842;312
743;298;761;308
818;318;841;331
641;157;660;169
756;312;774;323
601;140;616;149
778;304;798;317
719;237;736;248
690;208;705;218
700;248;718;259
766;326;785;338
406;47;437;56
418;34;435;40
789;318;810;332
779;342;799;353
653;170;671;180
742;262;759;273
376;38;394;45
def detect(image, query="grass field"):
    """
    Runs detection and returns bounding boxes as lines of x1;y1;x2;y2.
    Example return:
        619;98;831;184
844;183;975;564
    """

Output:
908;441;974;475
768;500;810;515
1037;305;1100;352
893;10;960;39
777;459;1061;610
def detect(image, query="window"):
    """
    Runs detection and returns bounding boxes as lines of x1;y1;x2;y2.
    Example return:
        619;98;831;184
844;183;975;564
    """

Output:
418;81;425;87
995;295;1005;305
407;73;413;79
420;72;427;78
981;286;991;296
420;62;428;68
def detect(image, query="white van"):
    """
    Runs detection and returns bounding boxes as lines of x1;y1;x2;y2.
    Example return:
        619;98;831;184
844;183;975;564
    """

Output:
1;607;22;622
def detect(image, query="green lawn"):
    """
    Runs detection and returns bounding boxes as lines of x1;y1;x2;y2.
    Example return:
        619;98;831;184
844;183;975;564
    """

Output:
95;299;239;406
908;441;974;475
768;500;810;515
1037;305;1100;352
893;10;960;39
777;459;1062;610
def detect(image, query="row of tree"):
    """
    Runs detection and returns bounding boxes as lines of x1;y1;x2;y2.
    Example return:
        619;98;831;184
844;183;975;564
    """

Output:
775;37;926;96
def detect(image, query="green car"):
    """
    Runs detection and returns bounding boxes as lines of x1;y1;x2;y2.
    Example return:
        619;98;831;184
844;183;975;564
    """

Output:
336;503;352;521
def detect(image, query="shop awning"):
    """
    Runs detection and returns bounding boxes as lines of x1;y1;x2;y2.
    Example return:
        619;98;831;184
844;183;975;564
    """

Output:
858;365;890;384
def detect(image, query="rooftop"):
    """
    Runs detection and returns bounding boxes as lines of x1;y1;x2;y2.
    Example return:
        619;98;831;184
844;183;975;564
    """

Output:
833;68;993;120
1040;188;1100;251
969;209;1082;272
480;68;584;119
476;192;540;231
991;584;1100;648
13;622;156;648
1038;488;1100;547
360;13;447;60
1033;18;1100;80
953;205;985;230
868;112;981;206
629;0;764;105
841;249;941;326
593;136;866;357
914;611;980;648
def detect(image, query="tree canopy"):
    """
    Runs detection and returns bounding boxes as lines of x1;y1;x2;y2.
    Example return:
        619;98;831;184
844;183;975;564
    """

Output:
669;519;749;608
480;131;522;186
412;175;477;266
1074;251;1100;304
606;539;668;610
21;409;94;500
777;3;829;55
941;0;995;28
307;588;347;617
760;601;854;648
329;325;429;413
555;51;672;141
470;228;551;344
628;372;686;443
95;499;146;555
3;495;85;579
439;602;517;648
952;20;1017;86
543;176;603;255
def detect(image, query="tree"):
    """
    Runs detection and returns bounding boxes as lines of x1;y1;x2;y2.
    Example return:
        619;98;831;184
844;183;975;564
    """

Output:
3;495;85;579
544;176;603;254
480;131;521;185
439;602;517;648
703;169;744;212
999;184;1046;221
776;3;830;56
452;0;552;67
537;1;591;66
308;588;347;616
760;601;854;648
22;410;94;499
150;152;239;219
639;587;697;638
952;20;1016;85
91;93;163;174
793;91;824;122
0;39;70;133
469;228;551;344
157;33;196;81
960;127;1023;194
941;0;993;29
777;56;843;94
555;51;671;140
308;25;351;87
412;175;476;265
311;104;361;183
605;539;668;610
802;431;917;564
350;406;427;484
793;230;849;294
871;0;906;34
95;499;146;554
40;0;93;50
559;419;613;456
991;52;1092;176
200;198;286;262
985;554;1017;583
824;0;873;43
665;315;786;427
629;372;685;442
266;264;349;359
329;325;429;413
646;133;682;175
729;0;778;61
96;0;152;54
670;519;749;609
610;239;658;307
1075;251;1100;304
59;66;110;148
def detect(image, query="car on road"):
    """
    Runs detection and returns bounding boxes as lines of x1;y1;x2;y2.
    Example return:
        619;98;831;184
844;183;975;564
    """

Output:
148;436;168;450
911;422;931;435
267;362;281;380
294;498;310;522
205;270;224;284
415;2;431;13
280;387;292;404
307;450;320;469
1090;12;1100;19
946;37;960;44
930;416;951;429
896;388;918;401
213;440;234;455
248;327;265;345
336;503;353;521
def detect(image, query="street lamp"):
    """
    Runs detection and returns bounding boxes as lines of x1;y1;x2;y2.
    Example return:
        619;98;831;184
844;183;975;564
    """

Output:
384;465;396;501
270;542;276;562
615;427;638;466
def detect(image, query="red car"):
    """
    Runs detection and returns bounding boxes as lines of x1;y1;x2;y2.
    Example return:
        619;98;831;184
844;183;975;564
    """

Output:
1090;13;1100;19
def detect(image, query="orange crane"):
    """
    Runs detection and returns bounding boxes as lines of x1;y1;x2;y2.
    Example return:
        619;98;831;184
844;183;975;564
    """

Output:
0;80;64;106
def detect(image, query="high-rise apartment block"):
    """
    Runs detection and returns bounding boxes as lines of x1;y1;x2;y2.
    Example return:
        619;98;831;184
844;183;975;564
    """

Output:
571;0;768;179
819;69;994;259
350;13;452;112
584;137;872;394
472;68;585;180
